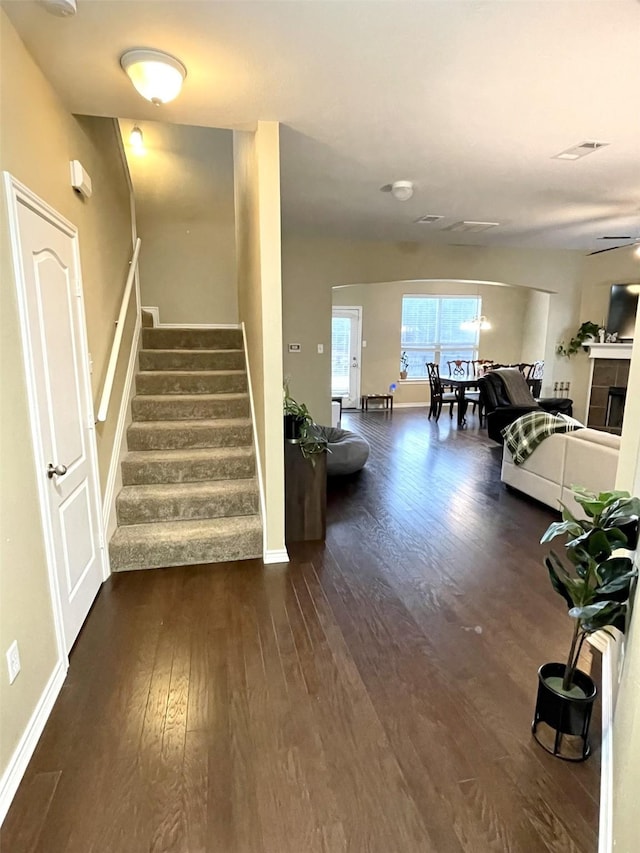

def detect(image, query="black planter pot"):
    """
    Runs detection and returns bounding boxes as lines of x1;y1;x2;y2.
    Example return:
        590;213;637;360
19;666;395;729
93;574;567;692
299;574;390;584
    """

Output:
531;662;597;761
284;414;306;443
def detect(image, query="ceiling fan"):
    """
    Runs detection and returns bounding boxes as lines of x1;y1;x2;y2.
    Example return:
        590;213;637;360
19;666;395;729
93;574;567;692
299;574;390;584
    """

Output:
588;235;640;256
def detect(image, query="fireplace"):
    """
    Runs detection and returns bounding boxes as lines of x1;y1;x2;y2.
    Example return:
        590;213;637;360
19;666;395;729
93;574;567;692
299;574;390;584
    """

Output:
587;350;631;435
605;387;627;432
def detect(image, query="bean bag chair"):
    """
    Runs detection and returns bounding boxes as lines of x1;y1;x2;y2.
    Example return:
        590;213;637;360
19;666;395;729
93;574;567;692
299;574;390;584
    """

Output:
310;426;370;476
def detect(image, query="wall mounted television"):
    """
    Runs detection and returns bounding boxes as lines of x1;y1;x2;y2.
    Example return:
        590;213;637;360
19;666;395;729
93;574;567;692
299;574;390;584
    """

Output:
607;284;639;341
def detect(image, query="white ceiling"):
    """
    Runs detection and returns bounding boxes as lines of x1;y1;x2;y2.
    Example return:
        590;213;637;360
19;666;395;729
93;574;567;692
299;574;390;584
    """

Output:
4;0;640;251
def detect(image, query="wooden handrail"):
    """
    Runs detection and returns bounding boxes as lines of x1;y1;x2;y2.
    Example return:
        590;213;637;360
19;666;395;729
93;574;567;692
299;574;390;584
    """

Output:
96;238;141;422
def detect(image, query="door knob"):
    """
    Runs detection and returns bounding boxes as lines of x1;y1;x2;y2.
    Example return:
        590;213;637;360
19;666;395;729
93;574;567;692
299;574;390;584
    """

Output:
47;463;68;479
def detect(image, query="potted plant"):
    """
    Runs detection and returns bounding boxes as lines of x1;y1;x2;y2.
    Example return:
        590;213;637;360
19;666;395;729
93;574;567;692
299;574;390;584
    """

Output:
556;321;600;357
283;383;328;463
533;487;639;760
400;351;409;380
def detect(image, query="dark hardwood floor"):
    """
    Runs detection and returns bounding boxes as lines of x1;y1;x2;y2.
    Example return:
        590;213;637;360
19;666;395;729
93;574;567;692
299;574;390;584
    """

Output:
2;409;599;852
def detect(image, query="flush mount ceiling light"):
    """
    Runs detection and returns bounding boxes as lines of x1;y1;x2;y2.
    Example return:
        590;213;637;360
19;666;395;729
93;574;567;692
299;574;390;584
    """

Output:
120;49;187;105
380;180;414;201
42;0;77;15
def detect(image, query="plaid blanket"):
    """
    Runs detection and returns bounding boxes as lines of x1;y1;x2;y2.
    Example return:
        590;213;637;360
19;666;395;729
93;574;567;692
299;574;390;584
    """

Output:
502;411;583;465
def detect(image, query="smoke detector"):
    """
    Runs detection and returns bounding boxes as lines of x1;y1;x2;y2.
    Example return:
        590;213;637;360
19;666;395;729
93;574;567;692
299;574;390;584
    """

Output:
41;0;77;16
391;180;414;201
380;180;414;201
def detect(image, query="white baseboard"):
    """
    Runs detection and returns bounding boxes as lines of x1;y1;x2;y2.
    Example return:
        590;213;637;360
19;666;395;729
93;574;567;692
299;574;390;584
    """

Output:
263;549;290;565
392;402;429;409
140;306;239;330
102;317;141;562
588;628;621;853
141;305;160;327
0;660;66;826
156;323;241;329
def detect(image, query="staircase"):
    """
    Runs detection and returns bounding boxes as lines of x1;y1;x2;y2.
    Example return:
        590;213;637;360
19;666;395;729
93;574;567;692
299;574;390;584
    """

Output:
109;326;262;571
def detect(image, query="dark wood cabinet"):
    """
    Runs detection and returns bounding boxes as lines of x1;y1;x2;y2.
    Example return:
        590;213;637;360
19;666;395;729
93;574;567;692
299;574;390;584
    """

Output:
284;442;327;543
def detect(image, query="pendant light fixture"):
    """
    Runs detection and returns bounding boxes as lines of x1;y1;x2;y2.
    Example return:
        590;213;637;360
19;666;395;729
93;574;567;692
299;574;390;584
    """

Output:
460;315;492;331
461;285;491;331
120;49;187;105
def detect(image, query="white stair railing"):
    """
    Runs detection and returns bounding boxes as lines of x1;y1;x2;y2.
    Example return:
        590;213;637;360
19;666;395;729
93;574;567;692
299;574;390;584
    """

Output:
96;238;141;423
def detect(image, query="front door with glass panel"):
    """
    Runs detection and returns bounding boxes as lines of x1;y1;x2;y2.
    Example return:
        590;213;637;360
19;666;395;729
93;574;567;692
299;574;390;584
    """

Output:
331;307;362;408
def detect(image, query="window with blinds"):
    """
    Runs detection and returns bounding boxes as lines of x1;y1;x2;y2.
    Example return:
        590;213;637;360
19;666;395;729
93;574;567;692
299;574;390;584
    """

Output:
401;296;481;378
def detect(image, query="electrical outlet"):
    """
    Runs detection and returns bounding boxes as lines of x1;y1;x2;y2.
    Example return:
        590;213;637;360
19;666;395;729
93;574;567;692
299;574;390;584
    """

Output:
6;641;21;684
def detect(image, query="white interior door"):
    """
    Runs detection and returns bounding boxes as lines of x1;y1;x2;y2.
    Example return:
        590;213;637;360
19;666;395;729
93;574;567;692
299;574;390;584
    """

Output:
5;175;105;654
331;306;362;408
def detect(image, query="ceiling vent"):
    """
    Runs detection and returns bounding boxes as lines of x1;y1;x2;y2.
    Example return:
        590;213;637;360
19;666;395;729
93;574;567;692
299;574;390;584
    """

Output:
552;141;609;161
415;214;444;224
442;221;500;233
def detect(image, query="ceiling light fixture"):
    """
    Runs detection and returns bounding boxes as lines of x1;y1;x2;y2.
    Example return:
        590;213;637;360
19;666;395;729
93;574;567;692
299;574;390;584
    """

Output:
120;49;187;105
42;0;77;16
130;125;144;148
391;180;414;201
461;315;492;331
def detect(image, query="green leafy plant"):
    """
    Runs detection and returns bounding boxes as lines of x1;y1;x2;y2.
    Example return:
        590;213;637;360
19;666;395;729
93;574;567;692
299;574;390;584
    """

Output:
541;487;639;692
283;382;328;463
556;321;600;357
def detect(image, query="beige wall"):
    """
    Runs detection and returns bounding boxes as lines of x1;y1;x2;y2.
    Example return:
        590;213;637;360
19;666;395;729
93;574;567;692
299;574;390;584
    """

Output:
283;236;585;424
234;122;285;556
333;280;531;405
0;11;132;783
612;295;640;853
124;122;238;325
521;290;550;365
137;217;237;324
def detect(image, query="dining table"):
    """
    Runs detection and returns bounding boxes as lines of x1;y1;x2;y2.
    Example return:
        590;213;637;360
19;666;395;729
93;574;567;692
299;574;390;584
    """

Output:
444;376;480;428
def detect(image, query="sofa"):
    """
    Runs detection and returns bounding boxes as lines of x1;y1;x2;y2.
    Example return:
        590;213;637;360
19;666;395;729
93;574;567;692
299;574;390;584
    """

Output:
479;370;573;444
501;427;620;516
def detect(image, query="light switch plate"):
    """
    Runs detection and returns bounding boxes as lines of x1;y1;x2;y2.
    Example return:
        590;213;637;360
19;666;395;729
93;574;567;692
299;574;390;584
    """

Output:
317;344;324;354
6;641;20;684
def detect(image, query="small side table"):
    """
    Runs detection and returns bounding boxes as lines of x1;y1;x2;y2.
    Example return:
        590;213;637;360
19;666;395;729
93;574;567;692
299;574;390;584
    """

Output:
360;394;393;412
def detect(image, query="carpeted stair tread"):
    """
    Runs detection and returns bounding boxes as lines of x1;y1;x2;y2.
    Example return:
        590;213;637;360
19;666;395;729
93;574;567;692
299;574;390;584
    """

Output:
121;446;255;484
139;349;245;371
142;328;243;350
136;369;247;395
116;479;259;524
127;418;253;450
109;515;262;572
131;393;250;421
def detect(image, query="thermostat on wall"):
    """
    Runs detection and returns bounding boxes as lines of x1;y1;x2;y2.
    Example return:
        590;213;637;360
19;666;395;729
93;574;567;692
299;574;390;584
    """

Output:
70;160;92;199
288;343;301;353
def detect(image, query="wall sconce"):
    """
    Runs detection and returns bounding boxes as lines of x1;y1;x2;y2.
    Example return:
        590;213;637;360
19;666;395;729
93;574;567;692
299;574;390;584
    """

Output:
130;125;144;149
120;49;187;105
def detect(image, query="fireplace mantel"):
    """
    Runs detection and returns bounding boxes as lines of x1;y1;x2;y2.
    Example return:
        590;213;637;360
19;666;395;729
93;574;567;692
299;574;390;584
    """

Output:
586;343;633;360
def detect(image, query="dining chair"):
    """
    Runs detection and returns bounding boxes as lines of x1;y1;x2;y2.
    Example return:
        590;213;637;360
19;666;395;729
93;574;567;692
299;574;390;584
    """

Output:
446;359;472;378
525;360;544;397
472;359;494;378
426;362;457;421
446;359;484;425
